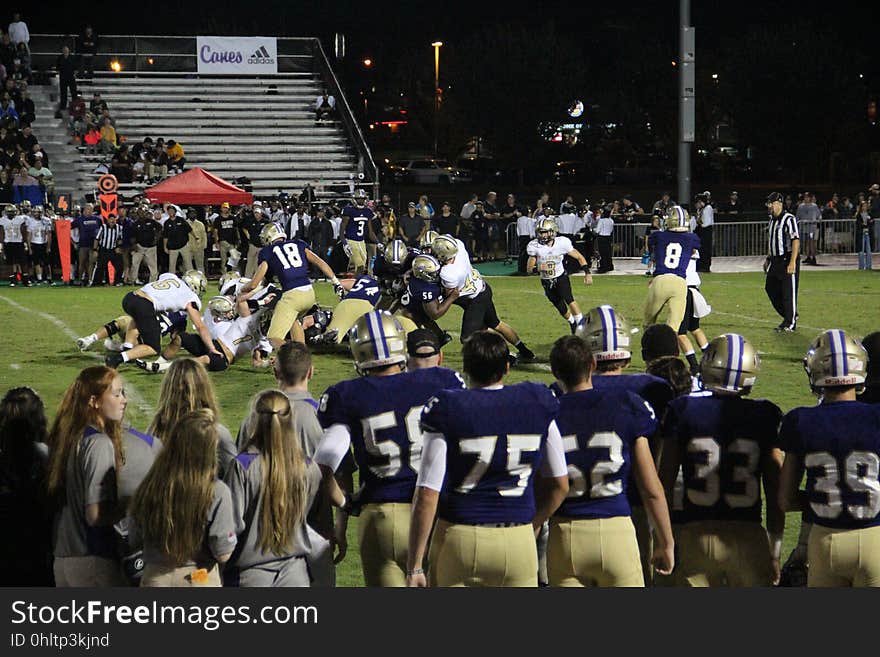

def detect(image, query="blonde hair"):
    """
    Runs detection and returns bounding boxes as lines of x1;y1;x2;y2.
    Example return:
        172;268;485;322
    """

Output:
129;409;219;564
148;358;219;443
241;390;307;556
47;366;125;503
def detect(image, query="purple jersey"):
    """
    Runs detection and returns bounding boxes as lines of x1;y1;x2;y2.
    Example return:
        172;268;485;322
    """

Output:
159;310;187;336
666;394;781;524
344;275;381;305
258;238;311;292
778;401;880;529
402;278;441;311
649;231;701;278
555;389;656;520
318;367;465;504
342;206;374;241
74;215;103;245
420;382;559;525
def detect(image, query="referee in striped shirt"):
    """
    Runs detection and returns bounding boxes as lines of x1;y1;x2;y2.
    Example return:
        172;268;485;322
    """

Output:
764;192;800;331
91;214;125;286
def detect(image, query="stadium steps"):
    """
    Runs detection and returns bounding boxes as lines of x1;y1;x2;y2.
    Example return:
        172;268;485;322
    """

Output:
28;70;364;200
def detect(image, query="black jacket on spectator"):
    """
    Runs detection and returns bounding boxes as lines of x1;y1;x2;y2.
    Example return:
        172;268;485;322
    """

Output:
308;217;334;257
242;214;266;248
18;132;37;153
434;213;460;236
56;53;77;79
163;216;191;250
133;218;162;248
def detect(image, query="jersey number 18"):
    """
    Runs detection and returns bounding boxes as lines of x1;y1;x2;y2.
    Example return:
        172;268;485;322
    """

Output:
273;243;303;269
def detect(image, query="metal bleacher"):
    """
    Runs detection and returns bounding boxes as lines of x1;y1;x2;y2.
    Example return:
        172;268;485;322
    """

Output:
27;35;377;204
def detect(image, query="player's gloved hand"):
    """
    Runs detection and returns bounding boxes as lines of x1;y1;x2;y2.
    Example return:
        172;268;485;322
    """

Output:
333;282;345;300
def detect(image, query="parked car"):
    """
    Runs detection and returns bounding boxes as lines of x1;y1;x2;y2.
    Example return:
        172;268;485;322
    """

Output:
393;159;471;184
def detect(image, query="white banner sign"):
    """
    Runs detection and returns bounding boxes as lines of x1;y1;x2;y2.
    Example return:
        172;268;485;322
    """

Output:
196;36;278;74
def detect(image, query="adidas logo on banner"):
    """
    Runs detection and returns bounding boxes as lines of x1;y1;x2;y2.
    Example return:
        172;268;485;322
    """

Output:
248;45;274;65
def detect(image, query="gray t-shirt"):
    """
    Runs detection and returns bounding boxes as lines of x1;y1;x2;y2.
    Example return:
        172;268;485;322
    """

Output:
117;428;163;505
224;450;321;571
796;202;821;232
53;428;118;559
136;480;239;569
216;423;236;480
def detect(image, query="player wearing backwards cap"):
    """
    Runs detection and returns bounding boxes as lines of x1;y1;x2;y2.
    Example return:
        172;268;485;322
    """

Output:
408;331;569;587
778;330;880;587
546;335;674;586
314;310;466;586
406;329;444;370
659;334;785;586
241;222;341;346
432;234;536;361
526;216;592;334
643;205;701;333
572;305;674;584
104;270;213;369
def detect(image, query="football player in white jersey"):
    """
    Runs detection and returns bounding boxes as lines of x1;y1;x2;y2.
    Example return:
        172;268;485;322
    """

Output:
0;203;30;286
432;234;536;361
104;270;215;369
25;206;53;284
526;217;592;334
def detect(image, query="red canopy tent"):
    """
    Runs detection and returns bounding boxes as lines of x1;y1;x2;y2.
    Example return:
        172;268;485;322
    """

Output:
144;167;253;205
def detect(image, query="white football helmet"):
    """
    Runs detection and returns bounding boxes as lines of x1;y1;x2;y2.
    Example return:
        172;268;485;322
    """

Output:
182;270;208;296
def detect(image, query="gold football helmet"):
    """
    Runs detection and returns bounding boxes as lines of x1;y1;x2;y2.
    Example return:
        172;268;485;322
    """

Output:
804;329;868;392
665;205;690;232
700;334;760;395
207;295;236;321
4;204;16;217
348;310;408;373
536;217;558;244
431;234;459;263
260;221;287;245
19;200;31;211
412;254;441;283
419;230;439;251
182;270;208;296
575;305;633;362
218;270;241;294
387;239;409;265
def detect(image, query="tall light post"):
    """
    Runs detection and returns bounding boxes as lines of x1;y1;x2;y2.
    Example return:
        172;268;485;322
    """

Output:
432;41;443;156
678;0;694;208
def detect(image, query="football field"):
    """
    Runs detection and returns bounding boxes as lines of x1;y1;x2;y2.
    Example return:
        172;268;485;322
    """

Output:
1;269;877;586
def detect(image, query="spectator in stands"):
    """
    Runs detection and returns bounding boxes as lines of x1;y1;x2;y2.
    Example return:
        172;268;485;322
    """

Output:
16;86;33;124
299;181;317;207
434;201;460;237
0;169;12;203
55;46;77;116
315;91;336;122
166;139;185;172
163;205;193;274
722;190;742;214
109;144;133;183
98;117;116;154
83;124;101;155
89;92;108;116
27;155;53;200
67;92;86;138
0;33;14;72
76;25;99;79
15;42;29;77
12;164;37;196
621;195;644;218
870;184;880;250
98;107;115;129
8;13;29;50
145;140;168;181
0;94;18;127
187;207;207;274
652;191;673;216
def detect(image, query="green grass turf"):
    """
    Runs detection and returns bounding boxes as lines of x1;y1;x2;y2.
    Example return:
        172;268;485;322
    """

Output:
0;268;877;585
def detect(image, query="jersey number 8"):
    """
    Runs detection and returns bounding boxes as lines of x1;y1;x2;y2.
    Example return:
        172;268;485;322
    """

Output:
664;243;682;269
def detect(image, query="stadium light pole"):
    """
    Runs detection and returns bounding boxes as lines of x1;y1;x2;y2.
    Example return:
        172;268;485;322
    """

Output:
432;41;443;156
678;0;694;209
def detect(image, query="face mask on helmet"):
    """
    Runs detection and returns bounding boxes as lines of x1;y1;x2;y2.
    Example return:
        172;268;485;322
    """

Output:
412;254;441;283
208;295;236;322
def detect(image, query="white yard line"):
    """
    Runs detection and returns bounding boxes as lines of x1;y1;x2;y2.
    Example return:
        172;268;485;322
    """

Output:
0;294;154;416
711;310;824;332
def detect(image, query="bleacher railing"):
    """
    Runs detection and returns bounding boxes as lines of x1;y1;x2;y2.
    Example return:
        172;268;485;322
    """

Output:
28;33;379;194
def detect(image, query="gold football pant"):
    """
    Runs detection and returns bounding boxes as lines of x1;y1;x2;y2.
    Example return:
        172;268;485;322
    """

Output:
327;299;375;344
267;287;317;343
808;523;880;587
428;519;538;587
548;516;644;587
676;520;775;587
358;502;411;587
643;273;687;330
346;239;368;271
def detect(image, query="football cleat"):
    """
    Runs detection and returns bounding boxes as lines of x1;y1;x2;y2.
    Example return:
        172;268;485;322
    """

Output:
208;295;237;321
431;234;459;263
518;345;537;362
182;270;208;296
75;335;96;351
411;254;441;283
419;230;439;252
700;334;760;395
665;205;690;232
576;305;633;362
348;310;407;373
803;329;868;392
218;270;241;294
535;217;558;244
103;338;124;352
260;221;287;245
104;352;124;369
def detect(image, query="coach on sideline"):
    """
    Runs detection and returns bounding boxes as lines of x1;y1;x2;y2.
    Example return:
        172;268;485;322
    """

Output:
764;192;800;332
